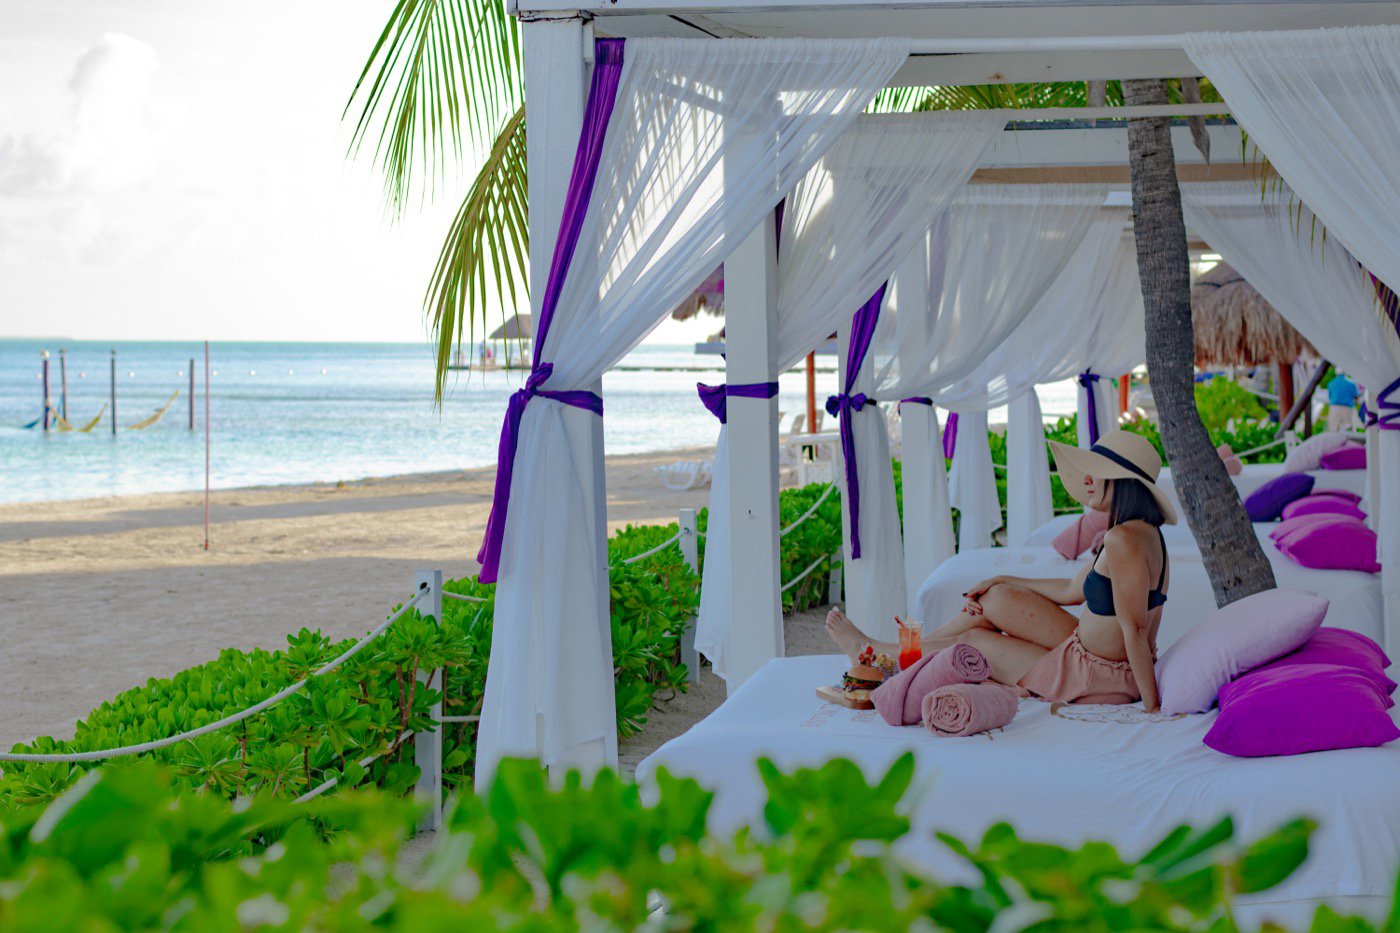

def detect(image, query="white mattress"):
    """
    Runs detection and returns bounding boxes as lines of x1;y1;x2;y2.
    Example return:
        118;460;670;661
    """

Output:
914;543;1383;652
1157;463;1370;512
638;654;1400;922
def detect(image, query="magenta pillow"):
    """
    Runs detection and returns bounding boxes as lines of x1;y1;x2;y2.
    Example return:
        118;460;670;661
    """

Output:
1276;518;1381;573
1052;510;1110;560
1270;512;1365;547
1155;589;1328;714
1258;628;1396;699
1245;472;1315;522
1205;663;1399;757
1280;495;1367;522
1319;444;1367;470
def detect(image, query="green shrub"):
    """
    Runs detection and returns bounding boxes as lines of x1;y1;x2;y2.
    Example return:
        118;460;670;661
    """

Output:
0;755;1348;931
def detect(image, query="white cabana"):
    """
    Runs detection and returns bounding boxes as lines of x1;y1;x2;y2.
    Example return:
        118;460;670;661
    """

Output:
694;111;1004;684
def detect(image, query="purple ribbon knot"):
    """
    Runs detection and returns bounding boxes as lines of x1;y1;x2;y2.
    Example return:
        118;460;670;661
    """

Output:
697;381;779;424
1374;375;1400;431
825;391;869;418
1078;369;1102;445
476;363;604;583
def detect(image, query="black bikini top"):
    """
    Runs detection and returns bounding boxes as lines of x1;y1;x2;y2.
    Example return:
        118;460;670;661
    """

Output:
1082;524;1168;616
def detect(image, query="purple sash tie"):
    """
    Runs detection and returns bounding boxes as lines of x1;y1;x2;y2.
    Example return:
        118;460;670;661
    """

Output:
899;396;933;410
476;364;604;583
827;283;888;560
1373;376;1400;431
1078;370;1101;445
473;38;624;584
697;381;779;424
942;412;959;460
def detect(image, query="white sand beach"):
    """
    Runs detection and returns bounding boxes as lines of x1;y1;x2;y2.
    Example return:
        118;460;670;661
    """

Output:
0;447;739;746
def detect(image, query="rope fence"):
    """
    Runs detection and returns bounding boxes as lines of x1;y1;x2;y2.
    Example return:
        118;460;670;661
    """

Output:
0;585;432;764
781;553;832;594
780;482;837;537
294;729;412;804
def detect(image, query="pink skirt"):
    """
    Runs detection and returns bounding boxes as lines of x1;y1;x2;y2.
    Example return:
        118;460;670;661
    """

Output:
1018;630;1142;705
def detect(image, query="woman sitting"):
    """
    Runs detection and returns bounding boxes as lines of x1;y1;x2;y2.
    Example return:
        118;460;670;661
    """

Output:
826;430;1174;712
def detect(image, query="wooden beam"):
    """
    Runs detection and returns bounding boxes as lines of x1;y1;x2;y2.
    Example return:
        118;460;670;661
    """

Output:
969;161;1273;184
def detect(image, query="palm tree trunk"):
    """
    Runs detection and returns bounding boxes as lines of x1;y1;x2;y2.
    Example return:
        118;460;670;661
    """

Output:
1124;79;1276;606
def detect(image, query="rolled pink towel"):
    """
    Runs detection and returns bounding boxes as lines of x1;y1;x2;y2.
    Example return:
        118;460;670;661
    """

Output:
871;642;990;726
922;682;1020;736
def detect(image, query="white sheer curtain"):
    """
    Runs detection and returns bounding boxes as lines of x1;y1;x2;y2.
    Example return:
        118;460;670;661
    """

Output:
1181;178;1400;643
476;37;909;787
872;185;1105;582
930;219;1144;545
693;112;1003;679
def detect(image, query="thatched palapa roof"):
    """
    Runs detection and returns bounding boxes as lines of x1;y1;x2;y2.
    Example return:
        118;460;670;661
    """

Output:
670;266;725;321
1191;261;1317;368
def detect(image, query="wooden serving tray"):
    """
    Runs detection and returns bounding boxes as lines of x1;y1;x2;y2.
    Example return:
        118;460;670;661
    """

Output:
816;685;874;710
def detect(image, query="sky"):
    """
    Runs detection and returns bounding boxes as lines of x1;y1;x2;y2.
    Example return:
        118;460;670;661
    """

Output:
0;1;713;345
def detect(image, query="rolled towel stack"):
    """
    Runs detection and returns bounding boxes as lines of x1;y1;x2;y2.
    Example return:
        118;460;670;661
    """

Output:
922;683;1021;737
872;642;990;726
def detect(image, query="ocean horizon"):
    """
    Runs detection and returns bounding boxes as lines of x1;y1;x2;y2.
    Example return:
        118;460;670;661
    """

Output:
0;339;1079;505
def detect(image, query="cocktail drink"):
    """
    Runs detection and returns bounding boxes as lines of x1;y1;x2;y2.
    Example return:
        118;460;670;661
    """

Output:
898;619;923;670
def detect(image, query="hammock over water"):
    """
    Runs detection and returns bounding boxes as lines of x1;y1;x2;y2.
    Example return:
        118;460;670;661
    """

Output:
126;391;178;430
54;405;107;433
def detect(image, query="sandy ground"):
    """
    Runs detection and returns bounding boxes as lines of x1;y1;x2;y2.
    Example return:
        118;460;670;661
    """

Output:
0;447;722;745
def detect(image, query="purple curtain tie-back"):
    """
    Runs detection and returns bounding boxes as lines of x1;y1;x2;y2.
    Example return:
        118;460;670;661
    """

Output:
833;282;888;560
697;381;779;424
475;37;624;584
1078;370;1102;445
1374;376;1400;431
476;365;604;583
942;412;960;460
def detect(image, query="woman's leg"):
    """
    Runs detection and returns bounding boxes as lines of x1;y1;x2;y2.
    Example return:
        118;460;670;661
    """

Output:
925;628;1048;686
825;607;897;662
967;582;1078;650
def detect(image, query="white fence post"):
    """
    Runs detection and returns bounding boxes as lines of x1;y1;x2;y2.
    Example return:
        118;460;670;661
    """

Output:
413;569;443;833
678;508;700;684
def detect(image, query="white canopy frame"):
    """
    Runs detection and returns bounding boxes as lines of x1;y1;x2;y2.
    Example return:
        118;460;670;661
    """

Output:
496;14;1400;780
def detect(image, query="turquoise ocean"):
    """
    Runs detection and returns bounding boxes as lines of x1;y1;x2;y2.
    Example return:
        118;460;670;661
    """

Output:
0;340;1077;505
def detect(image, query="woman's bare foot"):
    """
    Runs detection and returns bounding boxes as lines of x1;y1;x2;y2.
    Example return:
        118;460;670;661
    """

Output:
826;607;872;662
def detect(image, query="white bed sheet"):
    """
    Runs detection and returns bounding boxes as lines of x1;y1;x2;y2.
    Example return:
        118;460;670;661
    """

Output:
637;654;1400;921
1157;463;1370;512
913;544;1383;651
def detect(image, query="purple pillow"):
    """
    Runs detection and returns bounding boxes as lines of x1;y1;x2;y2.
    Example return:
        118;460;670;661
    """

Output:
1155;588;1328;714
1319;444;1366;470
1245;472;1315;522
1270;512;1365;547
1276;517;1381;573
1205;663;1399;757
1257;628;1396;699
1280;495;1367;522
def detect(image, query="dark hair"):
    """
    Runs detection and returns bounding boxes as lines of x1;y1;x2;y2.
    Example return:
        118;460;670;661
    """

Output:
1108;478;1166;528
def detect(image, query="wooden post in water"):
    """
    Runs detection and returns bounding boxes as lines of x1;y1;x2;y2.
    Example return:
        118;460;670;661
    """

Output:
59;349;68;420
40;351;50;431
204;340;211;550
110;349;117;436
188;358;195;430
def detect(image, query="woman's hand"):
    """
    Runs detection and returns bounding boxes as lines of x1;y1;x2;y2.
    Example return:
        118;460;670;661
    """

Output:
962;577;1000;601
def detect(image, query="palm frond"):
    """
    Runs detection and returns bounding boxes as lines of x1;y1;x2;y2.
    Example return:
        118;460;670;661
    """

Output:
911;81;1119;112
426;105;529;402
345;0;523;212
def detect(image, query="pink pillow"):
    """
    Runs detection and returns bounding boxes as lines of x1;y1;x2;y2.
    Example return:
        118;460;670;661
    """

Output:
1051;510;1110;560
1319;444;1367;470
1257;628;1396;699
1155;588;1328;714
1276;518;1381;573
1279;495;1367;522
1269;512;1365;547
1216;444;1243;476
1205;663;1399;757
1308;489;1363;505
1282;432;1358;472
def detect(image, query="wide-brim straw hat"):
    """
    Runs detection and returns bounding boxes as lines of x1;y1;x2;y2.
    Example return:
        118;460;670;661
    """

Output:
1049;429;1178;525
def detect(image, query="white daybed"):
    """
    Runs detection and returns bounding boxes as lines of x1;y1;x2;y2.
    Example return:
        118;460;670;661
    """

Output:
914;538;1383;649
1156;463;1370;512
637;654;1400;926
